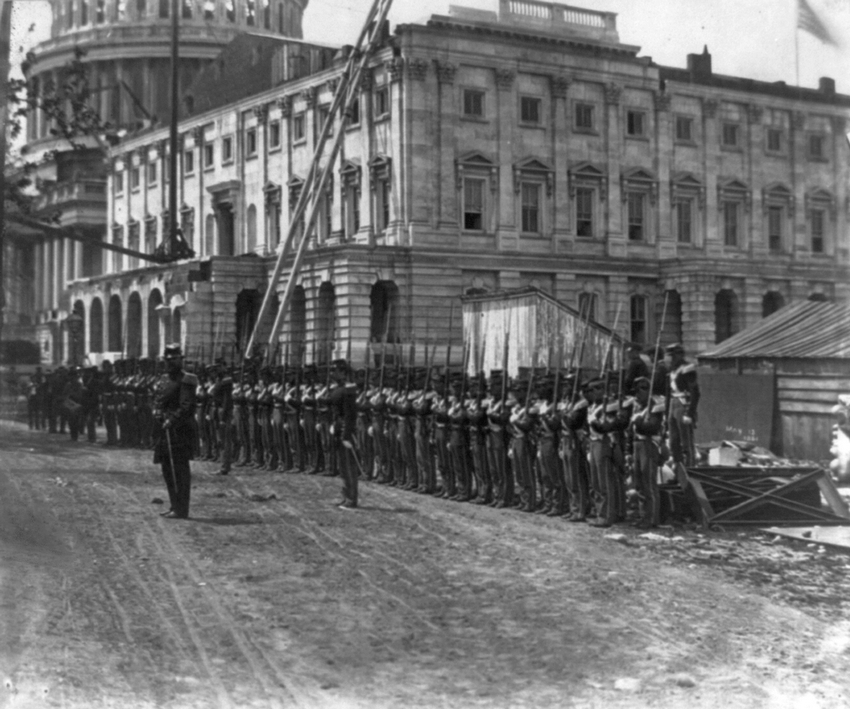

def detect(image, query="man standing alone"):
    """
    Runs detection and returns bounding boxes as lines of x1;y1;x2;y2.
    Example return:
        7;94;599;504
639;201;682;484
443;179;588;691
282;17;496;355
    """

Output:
153;344;198;519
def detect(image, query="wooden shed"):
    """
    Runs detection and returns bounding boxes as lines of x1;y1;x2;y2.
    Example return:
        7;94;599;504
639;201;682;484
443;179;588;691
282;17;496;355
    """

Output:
698;301;850;462
461;287;625;377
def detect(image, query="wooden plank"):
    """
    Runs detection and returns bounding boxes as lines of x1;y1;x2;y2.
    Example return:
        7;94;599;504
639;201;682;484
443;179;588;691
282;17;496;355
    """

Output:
688;478;715;529
778;377;850;391
817;474;850;519
778;401;835;414
779;390;845;403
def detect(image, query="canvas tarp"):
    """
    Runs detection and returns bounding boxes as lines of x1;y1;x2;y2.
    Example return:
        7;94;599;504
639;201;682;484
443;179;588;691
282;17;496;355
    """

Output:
461;287;625;377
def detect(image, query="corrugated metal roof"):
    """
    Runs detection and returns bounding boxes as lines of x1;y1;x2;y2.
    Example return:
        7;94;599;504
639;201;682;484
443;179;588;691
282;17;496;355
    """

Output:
700;301;850;359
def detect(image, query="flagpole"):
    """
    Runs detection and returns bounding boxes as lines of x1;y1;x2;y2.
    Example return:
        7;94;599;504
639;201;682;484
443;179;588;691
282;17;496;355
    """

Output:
795;24;800;86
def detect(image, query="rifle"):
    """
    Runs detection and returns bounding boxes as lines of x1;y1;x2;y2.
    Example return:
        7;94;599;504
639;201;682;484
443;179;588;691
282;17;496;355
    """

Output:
570;299;592;405
378;304;392;391
552;333;562;406
459;339;470;403
645;291;670;420
476;321;486;406
364;340;371;394
500;327;509;405
346;337;352;383
406;335;414;393
525;347;536;406
600;302;624;408
445;300;455;396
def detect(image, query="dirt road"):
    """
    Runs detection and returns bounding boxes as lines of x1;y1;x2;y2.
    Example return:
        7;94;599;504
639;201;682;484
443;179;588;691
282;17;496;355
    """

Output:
1;420;849;708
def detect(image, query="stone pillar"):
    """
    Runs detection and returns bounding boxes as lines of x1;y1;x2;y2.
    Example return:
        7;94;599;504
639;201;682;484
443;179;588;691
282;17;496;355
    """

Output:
604;83;624;256
701;98;721;256
790;110;807;259
654;91;675;258
495;68;517;251
435;60;458;233
405;57;431;242
745;104;762;256
551;75;571;251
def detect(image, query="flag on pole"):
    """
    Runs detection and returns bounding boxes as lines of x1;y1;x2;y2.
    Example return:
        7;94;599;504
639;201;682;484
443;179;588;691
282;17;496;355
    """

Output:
798;0;838;45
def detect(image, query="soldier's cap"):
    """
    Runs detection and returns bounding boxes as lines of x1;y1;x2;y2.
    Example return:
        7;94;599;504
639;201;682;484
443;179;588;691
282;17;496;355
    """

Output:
634;376;651;388
164;343;183;360
584;375;605;389
665;343;685;355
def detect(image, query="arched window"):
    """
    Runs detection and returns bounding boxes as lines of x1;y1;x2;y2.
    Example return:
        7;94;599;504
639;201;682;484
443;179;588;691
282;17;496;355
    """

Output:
90;297;104;353
246;204;257;253
317;282;336;362
762;291;785;318
578;292;597;322
108;294;122;352
290;285;306;358
715;289;739;344
662;290;683;344
172;309;183;345
127;293;143;358
235;289;262;354
630;294;648;345
148;290;163;357
370;281;399;342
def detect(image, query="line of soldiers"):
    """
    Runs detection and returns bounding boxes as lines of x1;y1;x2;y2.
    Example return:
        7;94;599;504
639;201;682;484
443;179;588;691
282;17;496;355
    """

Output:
25;340;700;527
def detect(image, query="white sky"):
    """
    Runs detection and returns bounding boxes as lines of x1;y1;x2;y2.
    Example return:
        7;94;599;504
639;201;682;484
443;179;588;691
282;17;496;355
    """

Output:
10;0;850;91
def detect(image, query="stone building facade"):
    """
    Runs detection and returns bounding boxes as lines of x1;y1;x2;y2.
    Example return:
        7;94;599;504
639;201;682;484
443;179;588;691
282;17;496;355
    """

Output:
47;0;850;364
18;0;310;364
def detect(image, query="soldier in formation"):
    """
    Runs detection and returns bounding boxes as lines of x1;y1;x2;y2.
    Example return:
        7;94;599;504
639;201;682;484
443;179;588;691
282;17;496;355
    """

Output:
26;332;698;528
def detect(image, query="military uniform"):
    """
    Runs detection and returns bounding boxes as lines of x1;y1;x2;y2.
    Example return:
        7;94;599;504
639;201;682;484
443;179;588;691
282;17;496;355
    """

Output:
153;345;198;519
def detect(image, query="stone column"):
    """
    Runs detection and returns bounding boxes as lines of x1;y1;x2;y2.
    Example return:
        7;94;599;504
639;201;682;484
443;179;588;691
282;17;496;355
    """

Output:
790;110;807;259
604;83;624;256
435;60;458;233
495;68;517;251
701;98;721;257
654;91;676;258
551;75;571;251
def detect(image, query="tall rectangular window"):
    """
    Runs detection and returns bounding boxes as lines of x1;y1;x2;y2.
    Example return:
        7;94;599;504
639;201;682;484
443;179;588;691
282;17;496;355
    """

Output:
130;167;140;190
626;110;645;137
722;123;739;148
115;172;124;194
246;128;257;156
723;202;739;247
374;87;389;118
575;187;594;237
347;97;360;126
222;136;233;162
520;96;542;124
811;209;825;254
158;0;168;18
809;134;825;160
578;292;597;321
204;143;214;168
521;183;540;234
344;186;360;238
269;120;281;148
575;102;594;131
675;199;692;243
292;114;305;143
675;116;693;142
768;206;783;252
463;178;485;231
766;128;783;153
375;179;390;231
627;193;645;241
463;90;484;118
147;162;157;185
184;149;194;175
319;105;333;136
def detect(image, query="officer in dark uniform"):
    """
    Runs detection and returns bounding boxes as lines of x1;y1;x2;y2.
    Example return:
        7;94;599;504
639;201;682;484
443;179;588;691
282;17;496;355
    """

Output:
153;344;198;519
329;359;359;509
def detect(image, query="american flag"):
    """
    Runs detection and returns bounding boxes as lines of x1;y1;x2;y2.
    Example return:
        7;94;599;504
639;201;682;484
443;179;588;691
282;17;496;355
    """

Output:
798;0;838;45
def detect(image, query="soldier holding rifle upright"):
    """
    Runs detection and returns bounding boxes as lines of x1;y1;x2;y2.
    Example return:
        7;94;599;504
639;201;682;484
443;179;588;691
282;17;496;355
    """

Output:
153;344;198;520
666;343;700;468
